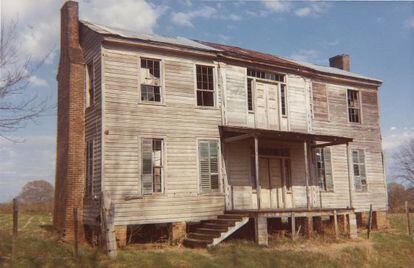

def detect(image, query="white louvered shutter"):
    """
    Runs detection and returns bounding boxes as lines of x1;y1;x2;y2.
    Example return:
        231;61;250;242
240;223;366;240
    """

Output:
323;147;334;191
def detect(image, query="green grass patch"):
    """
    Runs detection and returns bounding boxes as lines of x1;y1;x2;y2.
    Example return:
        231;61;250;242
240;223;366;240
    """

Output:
0;213;413;267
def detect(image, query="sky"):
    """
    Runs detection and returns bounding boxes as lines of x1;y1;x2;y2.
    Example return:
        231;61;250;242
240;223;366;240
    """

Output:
0;0;413;202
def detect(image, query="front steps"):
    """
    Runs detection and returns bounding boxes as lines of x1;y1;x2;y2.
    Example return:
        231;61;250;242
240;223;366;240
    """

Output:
183;213;249;248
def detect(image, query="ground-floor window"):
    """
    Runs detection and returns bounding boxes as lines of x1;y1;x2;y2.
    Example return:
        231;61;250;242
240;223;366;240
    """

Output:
315;147;334;192
352;149;367;192
142;138;163;195
198;140;219;192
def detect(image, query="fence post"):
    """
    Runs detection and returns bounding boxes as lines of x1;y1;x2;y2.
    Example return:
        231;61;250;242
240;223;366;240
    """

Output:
11;198;18;261
73;208;79;259
367;204;373;239
406;201;411;236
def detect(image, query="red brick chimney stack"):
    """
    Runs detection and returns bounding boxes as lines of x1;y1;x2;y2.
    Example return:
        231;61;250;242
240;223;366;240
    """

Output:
54;0;86;242
329;54;350;71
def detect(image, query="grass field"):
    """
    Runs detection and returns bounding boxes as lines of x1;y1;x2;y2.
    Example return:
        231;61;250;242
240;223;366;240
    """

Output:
0;212;413;267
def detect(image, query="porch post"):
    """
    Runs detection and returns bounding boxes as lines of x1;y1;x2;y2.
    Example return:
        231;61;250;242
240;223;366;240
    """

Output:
254;135;261;210
304;141;311;210
346;142;353;208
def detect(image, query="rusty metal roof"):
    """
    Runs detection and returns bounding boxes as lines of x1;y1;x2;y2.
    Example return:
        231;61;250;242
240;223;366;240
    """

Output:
196;40;381;83
81;20;381;83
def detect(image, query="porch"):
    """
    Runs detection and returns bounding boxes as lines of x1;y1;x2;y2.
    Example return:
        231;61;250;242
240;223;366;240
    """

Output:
219;126;356;245
220;125;354;211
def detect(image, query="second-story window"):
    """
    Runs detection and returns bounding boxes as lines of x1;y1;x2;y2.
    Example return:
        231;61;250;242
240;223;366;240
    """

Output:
247;78;253;112
85;62;94;108
347;89;360;123
281;84;287;116
140;58;161;102
196;65;214;107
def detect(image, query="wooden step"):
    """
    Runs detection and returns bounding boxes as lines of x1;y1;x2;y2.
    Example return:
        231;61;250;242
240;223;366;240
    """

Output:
203;222;232;229
205;219;237;226
187;232;216;241
217;214;244;220
182;238;210;248
196;227;224;236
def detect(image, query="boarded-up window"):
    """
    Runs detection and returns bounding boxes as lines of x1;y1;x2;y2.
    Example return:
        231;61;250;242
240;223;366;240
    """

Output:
347;89;361;123
312;82;329;121
199;140;219;192
140;58;161;102
247;78;253;111
352;149;367;192
142;138;163;195
85;62;94;108
196;65;214;107
315;147;333;191
86;140;94;196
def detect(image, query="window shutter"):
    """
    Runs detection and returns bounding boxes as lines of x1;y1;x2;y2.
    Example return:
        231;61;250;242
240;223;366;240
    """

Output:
323;147;334;191
199;141;211;192
142;139;153;195
209;142;219;190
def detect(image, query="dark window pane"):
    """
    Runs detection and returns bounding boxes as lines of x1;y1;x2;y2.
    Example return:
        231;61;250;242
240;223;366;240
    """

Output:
197;90;203;106
202;91;214;106
247;78;253;111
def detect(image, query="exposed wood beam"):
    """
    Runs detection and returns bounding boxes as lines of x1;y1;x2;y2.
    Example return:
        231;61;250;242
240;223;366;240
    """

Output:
223;133;254;143
312;141;348;148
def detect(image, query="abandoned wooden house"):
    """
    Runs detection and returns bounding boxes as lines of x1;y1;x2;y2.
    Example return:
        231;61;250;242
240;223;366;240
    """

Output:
54;1;388;249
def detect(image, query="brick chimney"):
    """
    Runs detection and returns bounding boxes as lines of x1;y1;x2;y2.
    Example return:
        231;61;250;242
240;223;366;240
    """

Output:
329;54;350;71
54;0;86;242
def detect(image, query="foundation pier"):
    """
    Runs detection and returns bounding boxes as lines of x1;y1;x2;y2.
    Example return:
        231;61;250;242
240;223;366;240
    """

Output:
255;216;268;246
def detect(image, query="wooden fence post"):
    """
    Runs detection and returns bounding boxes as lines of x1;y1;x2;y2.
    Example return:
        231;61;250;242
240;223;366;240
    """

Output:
367;204;373;239
11;198;18;261
406;201;412;236
73;208;79;259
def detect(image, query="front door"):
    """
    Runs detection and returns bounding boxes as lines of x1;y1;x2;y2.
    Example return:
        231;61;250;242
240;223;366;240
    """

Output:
259;157;285;209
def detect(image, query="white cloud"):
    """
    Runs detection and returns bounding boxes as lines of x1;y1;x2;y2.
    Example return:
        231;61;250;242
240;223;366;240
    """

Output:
290;49;323;64
171;6;217;27
261;0;291;13
229;14;241;21
295;3;330;18
382;129;414;151
0;135;56;202
404;17;414;29
29;75;49;88
2;0;162;65
81;0;165;33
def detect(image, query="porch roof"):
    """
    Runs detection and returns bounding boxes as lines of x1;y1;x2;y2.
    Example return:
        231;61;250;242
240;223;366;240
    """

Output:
219;126;353;146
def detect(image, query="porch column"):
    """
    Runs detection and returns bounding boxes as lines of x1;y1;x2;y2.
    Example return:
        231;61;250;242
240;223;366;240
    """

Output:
254;136;261;210
304;141;311;210
346;142;353;208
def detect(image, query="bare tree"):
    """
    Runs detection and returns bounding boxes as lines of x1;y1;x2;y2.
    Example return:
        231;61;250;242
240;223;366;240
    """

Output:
0;19;51;141
392;138;414;186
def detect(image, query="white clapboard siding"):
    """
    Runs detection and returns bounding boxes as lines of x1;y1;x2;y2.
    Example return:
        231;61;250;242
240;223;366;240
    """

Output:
312;82;387;211
81;26;103;225
101;45;225;224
